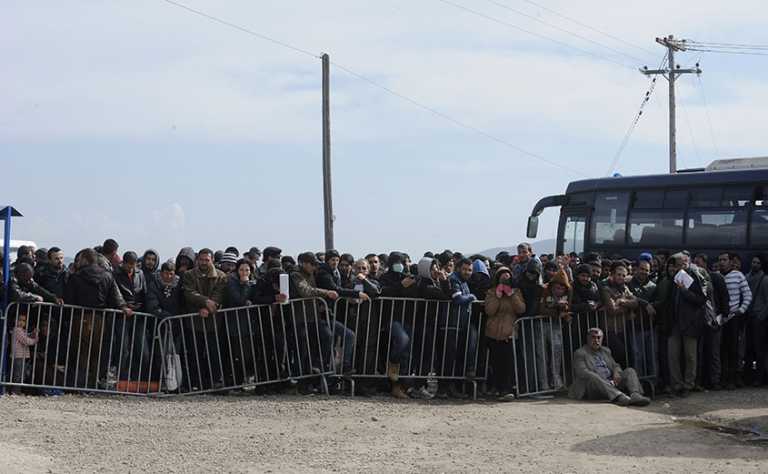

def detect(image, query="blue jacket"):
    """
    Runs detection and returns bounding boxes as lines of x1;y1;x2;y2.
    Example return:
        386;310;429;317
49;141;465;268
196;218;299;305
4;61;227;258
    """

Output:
449;272;476;306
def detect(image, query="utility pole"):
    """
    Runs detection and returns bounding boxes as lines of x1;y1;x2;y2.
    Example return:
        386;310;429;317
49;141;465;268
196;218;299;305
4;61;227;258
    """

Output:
641;35;702;174
321;53;334;250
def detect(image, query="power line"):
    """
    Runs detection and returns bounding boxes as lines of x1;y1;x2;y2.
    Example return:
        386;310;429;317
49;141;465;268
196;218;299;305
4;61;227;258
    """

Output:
605;55;666;176
330;61;586;176
679;95;702;166
434;0;636;70
160;0;321;59
484;0;647;63
685;47;768;56
686;40;768;50
520;0;657;57
696;74;721;157
160;0;584;176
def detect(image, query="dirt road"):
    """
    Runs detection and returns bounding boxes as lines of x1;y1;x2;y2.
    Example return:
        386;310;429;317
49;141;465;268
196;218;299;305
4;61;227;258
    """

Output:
1;390;767;473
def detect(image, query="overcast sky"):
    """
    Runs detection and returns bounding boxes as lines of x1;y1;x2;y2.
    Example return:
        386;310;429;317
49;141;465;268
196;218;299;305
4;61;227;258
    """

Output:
3;0;767;261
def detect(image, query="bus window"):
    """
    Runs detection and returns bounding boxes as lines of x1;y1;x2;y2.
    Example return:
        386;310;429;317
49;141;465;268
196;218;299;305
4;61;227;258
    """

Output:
752;209;768;246
722;187;752;207
629;210;683;246
591;192;628;245
687;209;748;246
632;190;664;209
562;215;585;255
664;190;688;208
689;188;722;207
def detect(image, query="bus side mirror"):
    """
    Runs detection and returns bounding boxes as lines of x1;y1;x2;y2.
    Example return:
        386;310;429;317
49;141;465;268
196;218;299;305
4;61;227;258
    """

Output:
527;216;539;239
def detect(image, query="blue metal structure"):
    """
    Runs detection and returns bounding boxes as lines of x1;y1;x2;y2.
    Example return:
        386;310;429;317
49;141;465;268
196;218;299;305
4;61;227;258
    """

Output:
0;206;22;394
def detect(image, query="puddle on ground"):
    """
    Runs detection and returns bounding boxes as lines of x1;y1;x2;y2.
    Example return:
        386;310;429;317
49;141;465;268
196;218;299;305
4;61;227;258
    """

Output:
672;417;768;443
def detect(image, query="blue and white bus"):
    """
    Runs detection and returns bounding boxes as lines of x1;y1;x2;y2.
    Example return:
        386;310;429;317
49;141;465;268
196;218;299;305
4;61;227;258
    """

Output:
526;158;768;260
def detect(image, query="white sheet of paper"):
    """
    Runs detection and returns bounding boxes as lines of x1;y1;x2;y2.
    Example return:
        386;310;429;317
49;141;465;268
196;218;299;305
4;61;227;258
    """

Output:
279;273;290;304
674;269;694;289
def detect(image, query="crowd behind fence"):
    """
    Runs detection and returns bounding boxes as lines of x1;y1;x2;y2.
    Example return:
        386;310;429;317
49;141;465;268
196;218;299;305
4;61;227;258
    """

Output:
1;298;657;399
2;241;765;404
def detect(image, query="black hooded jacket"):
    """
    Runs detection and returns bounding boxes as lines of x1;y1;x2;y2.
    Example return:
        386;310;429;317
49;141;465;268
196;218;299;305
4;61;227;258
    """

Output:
146;273;182;318
64;264;126;309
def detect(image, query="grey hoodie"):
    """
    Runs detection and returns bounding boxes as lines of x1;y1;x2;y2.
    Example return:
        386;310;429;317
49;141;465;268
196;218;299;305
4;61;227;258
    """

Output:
175;247;196;275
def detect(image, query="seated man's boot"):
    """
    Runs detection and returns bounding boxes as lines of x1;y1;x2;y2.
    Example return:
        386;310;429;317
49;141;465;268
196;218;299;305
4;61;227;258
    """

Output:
612;393;631;406
629;392;650;406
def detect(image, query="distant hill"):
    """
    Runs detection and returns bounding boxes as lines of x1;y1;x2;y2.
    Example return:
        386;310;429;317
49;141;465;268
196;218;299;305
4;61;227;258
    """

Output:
478;238;556;259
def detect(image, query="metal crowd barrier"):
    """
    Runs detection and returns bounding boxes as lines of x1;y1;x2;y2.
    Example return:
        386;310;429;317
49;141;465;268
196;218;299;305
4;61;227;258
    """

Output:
332;297;488;399
1;302;161;396
513;309;657;398
0;299;658;400
155;298;335;396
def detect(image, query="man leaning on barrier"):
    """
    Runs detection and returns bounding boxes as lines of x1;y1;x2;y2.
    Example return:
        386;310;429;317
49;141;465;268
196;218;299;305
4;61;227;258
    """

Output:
569;328;650;407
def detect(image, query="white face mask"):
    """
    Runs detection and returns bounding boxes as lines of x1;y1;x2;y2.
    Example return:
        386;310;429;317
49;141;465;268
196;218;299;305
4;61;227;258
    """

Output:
391;263;404;273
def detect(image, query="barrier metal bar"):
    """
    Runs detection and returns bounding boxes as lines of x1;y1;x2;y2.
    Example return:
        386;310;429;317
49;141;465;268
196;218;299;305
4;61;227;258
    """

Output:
155;298;334;396
1;302;161;396
332;297;487;399
515;309;658;399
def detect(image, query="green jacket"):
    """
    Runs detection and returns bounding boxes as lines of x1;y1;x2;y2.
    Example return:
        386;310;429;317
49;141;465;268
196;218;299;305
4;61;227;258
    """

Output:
182;266;226;332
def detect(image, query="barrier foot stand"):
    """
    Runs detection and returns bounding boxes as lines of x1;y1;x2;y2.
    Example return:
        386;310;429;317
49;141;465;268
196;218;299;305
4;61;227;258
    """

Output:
319;375;330;396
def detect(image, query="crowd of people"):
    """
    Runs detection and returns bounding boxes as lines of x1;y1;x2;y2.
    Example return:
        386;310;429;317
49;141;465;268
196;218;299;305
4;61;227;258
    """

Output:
1;239;766;405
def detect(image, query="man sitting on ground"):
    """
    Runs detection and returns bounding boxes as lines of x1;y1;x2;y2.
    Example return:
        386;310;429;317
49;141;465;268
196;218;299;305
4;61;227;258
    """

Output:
569;327;650;407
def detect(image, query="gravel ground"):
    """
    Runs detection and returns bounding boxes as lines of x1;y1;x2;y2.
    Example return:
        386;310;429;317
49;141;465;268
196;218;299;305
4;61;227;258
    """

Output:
1;389;768;473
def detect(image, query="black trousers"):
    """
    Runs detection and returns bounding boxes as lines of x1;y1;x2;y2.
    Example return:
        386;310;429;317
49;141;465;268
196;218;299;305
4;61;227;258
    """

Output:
721;316;741;385
487;337;516;394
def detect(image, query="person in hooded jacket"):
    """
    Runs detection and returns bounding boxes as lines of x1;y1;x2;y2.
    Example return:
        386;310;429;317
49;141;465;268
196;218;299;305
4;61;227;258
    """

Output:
484;266;525;400
537;269;571;391
175;247;196;278
416;257;451;300
469;259;492;300
140;249;160;282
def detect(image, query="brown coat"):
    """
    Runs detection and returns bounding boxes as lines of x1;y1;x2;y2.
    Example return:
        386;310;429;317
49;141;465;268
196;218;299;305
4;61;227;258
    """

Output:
484;267;526;340
182;265;226;332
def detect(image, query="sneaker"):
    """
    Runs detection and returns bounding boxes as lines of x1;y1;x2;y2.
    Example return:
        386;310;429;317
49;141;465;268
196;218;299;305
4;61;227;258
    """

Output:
613;394;631;406
629;392;650;407
408;386;434;400
710;384;722;391
497;392;516;402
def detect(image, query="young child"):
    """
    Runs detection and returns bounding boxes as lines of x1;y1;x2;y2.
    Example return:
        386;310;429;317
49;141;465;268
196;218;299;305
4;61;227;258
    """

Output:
11;313;39;393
